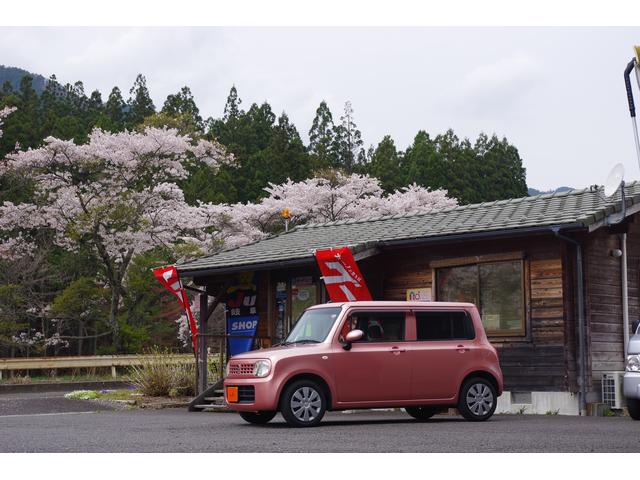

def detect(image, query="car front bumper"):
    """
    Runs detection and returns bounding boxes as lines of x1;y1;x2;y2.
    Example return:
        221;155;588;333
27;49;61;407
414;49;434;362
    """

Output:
623;372;640;399
223;376;280;412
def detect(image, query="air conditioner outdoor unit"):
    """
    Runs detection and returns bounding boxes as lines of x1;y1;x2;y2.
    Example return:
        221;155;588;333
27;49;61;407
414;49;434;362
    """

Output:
602;371;625;409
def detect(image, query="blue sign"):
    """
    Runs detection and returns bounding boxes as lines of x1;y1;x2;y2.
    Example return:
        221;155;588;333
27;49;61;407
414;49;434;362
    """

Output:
227;315;259;356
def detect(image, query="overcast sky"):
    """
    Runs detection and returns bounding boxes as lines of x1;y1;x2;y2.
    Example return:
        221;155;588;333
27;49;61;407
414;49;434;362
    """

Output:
1;27;638;190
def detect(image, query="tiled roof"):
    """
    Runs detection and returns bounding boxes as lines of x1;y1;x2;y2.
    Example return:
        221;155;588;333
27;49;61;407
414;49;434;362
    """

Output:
177;182;640;276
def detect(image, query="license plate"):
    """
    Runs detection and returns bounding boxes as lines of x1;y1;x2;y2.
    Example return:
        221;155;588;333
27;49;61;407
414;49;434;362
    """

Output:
227;386;238;403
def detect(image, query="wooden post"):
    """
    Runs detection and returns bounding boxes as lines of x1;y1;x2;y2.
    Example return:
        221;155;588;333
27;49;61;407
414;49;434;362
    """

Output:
111;365;117;378
198;290;209;395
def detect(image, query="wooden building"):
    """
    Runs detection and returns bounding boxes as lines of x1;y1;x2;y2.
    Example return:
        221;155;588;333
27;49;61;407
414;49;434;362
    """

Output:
177;184;640;415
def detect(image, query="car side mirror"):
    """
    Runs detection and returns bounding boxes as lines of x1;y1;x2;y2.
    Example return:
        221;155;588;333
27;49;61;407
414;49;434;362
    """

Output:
343;329;364;350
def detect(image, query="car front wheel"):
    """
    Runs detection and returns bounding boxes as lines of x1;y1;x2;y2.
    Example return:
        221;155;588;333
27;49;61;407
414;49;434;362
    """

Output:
458;377;497;421
405;406;439;420
628;398;640;420
239;411;277;424
280;380;326;427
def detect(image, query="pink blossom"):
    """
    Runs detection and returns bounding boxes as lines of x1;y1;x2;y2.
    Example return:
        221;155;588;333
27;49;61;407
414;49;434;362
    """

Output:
0;106;16;139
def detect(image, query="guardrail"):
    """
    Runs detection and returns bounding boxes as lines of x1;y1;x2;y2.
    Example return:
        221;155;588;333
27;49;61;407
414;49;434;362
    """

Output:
0;354;194;380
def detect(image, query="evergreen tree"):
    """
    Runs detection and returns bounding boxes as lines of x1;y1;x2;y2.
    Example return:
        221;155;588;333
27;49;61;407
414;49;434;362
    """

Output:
333;101;363;173
403;130;444;190
308;100;337;171
104;86;126;130
368;135;402;192
162;86;203;132
223;85;242;121
473;133;527;201
126;74;155;127
264;112;311;184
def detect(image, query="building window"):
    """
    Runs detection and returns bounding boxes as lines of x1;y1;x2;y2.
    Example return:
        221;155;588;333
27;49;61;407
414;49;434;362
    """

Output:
436;260;525;336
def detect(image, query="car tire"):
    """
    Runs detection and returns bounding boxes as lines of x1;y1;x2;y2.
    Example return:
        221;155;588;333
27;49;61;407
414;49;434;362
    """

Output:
239;411;277;424
279;380;327;427
458;377;497;422
405;406;440;420
628;398;640;420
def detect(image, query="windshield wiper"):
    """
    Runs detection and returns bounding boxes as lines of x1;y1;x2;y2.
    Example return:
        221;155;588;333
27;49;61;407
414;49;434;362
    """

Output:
280;339;321;345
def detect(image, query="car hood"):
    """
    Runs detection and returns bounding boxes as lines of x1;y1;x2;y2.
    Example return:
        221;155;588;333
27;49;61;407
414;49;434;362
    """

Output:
228;343;326;362
629;333;640;355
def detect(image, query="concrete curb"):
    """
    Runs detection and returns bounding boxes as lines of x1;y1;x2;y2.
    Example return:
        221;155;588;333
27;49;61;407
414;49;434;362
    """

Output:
0;380;129;395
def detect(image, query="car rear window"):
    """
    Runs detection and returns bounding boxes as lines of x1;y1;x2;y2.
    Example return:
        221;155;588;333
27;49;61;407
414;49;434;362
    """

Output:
415;311;475;341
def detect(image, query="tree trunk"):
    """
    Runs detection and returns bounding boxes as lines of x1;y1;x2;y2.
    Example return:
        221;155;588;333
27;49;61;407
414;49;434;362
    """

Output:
77;321;84;356
109;286;121;352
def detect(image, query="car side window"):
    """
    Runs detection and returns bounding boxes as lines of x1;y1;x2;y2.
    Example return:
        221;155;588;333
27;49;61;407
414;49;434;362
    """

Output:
345;311;406;342
415;311;475;341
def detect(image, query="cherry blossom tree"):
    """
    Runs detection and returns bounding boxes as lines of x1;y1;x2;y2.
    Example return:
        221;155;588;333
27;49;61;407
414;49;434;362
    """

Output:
0;106;15;139
227;170;457;238
0;126;232;348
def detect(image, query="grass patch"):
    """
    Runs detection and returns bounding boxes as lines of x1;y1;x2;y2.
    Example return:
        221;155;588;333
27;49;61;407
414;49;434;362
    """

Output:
64;390;100;400
129;347;197;397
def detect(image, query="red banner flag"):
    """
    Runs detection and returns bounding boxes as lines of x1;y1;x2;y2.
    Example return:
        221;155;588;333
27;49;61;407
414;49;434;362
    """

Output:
314;247;372;302
152;265;198;353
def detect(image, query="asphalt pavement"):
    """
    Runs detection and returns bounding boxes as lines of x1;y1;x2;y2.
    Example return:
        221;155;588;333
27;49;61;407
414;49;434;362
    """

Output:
0;390;638;452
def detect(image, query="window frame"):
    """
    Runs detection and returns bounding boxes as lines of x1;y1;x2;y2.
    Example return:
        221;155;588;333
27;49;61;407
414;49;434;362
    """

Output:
434;257;527;338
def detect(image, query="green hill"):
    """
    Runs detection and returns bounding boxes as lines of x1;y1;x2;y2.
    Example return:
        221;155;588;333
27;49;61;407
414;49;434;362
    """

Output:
0;65;47;93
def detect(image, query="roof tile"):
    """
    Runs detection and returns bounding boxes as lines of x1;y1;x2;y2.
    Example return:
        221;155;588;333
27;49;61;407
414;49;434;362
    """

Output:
177;182;640;274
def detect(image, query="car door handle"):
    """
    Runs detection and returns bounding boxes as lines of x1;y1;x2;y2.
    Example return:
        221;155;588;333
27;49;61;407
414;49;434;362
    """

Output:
390;346;406;354
456;344;469;353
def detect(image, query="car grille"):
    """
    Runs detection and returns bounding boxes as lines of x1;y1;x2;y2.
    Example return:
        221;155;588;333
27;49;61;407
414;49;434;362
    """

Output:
228;362;254;376
238;386;255;403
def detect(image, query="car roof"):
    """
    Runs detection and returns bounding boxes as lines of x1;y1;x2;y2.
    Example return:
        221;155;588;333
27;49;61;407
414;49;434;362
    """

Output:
307;301;476;309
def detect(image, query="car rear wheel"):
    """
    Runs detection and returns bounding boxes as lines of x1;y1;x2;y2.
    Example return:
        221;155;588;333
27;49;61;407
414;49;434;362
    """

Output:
405;406;439;420
628;398;640;420
458;377;497;422
239;411;277;424
280;380;326;427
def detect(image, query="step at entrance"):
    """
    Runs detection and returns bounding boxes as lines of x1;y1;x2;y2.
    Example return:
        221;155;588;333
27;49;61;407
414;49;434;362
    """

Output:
188;378;228;412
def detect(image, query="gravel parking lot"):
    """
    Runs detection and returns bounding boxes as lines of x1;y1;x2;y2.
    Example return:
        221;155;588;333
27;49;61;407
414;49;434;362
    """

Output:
0;390;638;452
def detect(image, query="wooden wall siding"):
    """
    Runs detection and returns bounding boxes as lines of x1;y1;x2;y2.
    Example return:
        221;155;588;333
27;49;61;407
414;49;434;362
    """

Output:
381;238;569;392
561;244;578;392
584;228;626;388
382;257;433;301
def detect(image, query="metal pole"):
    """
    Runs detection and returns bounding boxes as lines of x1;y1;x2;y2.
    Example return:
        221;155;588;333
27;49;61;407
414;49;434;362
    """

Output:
624;59;640;172
198;291;208;395
621;233;630;359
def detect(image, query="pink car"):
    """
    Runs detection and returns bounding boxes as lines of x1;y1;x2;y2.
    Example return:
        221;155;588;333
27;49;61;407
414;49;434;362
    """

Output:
224;301;503;427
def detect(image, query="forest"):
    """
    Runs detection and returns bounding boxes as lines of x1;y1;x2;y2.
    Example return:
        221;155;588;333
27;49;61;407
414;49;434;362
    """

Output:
0;69;528;357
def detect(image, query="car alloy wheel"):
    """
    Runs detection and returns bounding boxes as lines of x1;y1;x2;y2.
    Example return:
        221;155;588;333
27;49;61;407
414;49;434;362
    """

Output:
458;377;497;421
466;383;493;416
280;380;326;427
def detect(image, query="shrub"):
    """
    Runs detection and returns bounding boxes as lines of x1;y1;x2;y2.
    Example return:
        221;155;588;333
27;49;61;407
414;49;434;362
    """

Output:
128;347;196;397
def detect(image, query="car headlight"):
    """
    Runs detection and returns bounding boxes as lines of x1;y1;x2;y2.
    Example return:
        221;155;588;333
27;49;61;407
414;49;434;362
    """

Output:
627;355;640;372
253;359;271;377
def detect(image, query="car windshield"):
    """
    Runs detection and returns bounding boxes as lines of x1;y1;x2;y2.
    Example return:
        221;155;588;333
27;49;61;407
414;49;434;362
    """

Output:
284;307;342;344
